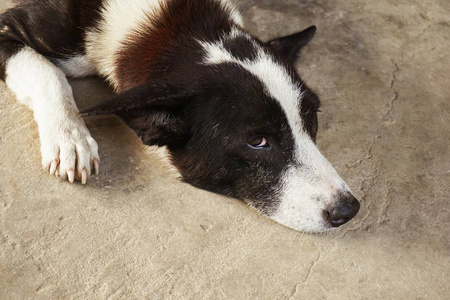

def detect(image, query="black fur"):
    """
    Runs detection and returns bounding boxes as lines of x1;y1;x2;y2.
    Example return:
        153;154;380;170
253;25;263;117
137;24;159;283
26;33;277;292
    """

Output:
223;35;258;61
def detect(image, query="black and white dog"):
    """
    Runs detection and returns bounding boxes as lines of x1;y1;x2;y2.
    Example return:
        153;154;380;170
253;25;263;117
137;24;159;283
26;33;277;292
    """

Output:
0;0;359;232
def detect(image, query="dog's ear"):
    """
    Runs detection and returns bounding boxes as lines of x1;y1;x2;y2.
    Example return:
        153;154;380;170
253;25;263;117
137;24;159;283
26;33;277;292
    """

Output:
81;84;197;148
268;25;316;63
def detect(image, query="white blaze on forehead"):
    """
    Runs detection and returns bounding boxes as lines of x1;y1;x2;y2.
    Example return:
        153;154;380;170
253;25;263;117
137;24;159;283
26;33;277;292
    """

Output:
201;34;305;145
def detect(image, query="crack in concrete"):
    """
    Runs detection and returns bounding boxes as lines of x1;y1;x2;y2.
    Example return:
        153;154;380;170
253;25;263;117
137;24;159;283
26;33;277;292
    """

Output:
335;171;380;238
348;22;432;234
347;20;431;230
288;251;322;299
376;187;393;226
343;49;412;235
383;21;431;125
349;135;380;168
355;21;432;231
342;61;402;236
357;171;381;229
347;58;403;233
416;23;432;42
383;60;400;124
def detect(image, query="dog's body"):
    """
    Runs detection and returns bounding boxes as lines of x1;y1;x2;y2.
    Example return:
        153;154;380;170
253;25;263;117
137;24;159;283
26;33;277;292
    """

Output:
0;0;359;232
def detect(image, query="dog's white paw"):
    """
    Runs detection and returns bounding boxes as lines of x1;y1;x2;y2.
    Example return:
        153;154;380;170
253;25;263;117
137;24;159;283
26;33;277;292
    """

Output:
40;115;99;184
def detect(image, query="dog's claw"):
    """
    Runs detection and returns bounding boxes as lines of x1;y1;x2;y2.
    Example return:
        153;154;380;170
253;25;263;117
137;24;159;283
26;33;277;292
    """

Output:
93;159;100;175
68;170;75;183
49;160;58;175
81;168;88;185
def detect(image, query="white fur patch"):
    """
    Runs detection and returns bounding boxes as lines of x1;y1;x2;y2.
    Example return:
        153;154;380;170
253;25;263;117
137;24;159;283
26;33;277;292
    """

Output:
202;35;303;129
5;47;99;183
201;32;352;232
201;34;304;144
54;55;98;78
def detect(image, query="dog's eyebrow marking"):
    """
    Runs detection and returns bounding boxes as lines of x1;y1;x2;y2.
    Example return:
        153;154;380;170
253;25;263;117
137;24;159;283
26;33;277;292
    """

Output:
200;34;306;147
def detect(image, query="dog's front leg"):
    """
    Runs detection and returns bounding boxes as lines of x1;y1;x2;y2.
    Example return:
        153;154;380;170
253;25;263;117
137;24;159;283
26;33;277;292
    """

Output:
5;47;99;184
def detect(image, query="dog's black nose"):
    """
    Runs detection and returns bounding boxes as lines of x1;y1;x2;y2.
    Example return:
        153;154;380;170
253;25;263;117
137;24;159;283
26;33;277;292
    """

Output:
326;194;360;227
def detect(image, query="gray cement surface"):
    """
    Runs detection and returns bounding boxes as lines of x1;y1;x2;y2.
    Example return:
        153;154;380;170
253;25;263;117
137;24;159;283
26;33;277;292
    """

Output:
1;0;449;299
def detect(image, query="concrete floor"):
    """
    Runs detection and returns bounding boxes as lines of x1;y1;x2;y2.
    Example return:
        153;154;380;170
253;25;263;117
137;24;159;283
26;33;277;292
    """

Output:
1;0;449;299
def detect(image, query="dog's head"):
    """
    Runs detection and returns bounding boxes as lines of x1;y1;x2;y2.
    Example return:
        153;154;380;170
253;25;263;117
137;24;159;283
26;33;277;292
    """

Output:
83;26;359;232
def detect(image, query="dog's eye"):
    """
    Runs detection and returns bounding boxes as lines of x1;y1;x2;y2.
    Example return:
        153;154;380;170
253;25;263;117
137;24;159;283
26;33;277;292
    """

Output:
248;137;269;149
